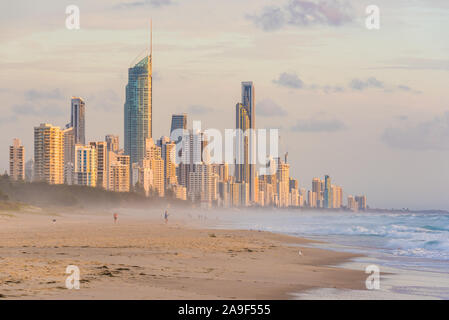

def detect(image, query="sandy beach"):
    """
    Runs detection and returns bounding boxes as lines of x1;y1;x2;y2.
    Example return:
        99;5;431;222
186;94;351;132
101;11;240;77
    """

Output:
0;207;366;299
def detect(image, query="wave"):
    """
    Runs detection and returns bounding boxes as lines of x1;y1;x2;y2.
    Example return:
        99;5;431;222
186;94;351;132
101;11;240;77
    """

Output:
222;210;449;262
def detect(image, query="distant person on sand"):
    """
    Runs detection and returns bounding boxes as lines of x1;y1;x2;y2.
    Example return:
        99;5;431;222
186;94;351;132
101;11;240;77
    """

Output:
164;210;169;224
113;213;118;224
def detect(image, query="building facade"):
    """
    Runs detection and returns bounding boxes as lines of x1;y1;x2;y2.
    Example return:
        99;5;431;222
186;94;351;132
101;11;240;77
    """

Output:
124;52;152;166
324;175;332;208
70;97;86;145
235;102;250;186
34;123;64;184
74;144;97;187
90;141;107;189
105;134;119;153
240;82;256;203
170;114;187;136
108;153;130;192
9;138;25;181
62;126;75;185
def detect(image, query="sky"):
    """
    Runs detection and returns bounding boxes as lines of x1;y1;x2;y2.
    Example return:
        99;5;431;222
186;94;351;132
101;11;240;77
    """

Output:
0;0;448;210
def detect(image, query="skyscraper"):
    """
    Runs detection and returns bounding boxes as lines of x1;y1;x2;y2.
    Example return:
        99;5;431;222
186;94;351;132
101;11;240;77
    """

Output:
9;138;25;181
236;82;256;202
241;82;255;129
170;114;187;136
347;195;357;211
34;124;64;184
160;139;178;187
108;153;130;192
235;103;250;185
355;195;367;210
178;129;202;188
336;185;343;208
276;159;290;208
74;144;97;187
25;159;34;182
70;97;86;145
62;126;75;184
188;163;214;205
90;141;107;189
331;184;337;209
324;175;332;208
105;134;119;153
144;138;164;197
312;177;322;208
124;25;153;166
218;163;229;182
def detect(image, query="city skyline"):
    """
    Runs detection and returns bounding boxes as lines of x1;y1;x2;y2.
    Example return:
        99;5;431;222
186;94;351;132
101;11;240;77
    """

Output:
7;72;367;210
0;1;448;210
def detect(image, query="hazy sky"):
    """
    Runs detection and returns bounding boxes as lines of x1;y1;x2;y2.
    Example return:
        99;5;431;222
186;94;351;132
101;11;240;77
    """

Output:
1;0;448;210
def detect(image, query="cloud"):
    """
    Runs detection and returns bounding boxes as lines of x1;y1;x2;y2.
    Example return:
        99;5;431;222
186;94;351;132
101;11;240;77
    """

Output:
311;84;345;93
0;115;18;125
12;104;66;117
248;0;353;31
24;89;64;101
348;77;420;93
397;85;411;92
273;72;304;89
257;99;288;117
187;105;213;114
116;0;174;9
287;0;353;27
381;112;449;150
291;117;346;132
246;6;285;32
85;90;121;111
274;73;417;94
349;77;384;91
378;58;449;71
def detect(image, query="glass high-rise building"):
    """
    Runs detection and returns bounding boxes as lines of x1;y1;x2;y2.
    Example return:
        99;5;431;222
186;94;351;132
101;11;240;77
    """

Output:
241;82;255;129
124;43;152;166
236;82;256;202
170;114;187;136
324;175;332;208
235;103;250;185
70;97;85;145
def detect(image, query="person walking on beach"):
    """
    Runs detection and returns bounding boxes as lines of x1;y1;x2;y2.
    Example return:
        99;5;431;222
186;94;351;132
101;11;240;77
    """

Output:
164;210;169;224
113;213;118;224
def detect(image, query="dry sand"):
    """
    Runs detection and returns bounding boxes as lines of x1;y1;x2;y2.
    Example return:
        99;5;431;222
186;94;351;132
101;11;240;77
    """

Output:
0;208;366;299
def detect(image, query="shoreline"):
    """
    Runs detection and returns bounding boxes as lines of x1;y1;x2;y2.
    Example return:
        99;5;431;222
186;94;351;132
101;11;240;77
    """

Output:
0;209;367;299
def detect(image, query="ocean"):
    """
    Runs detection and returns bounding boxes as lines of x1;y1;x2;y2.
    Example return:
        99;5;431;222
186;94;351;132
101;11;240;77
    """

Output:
211;209;449;299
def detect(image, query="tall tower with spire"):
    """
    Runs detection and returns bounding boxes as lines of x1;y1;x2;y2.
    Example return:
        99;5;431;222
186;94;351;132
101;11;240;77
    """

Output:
124;21;153;166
